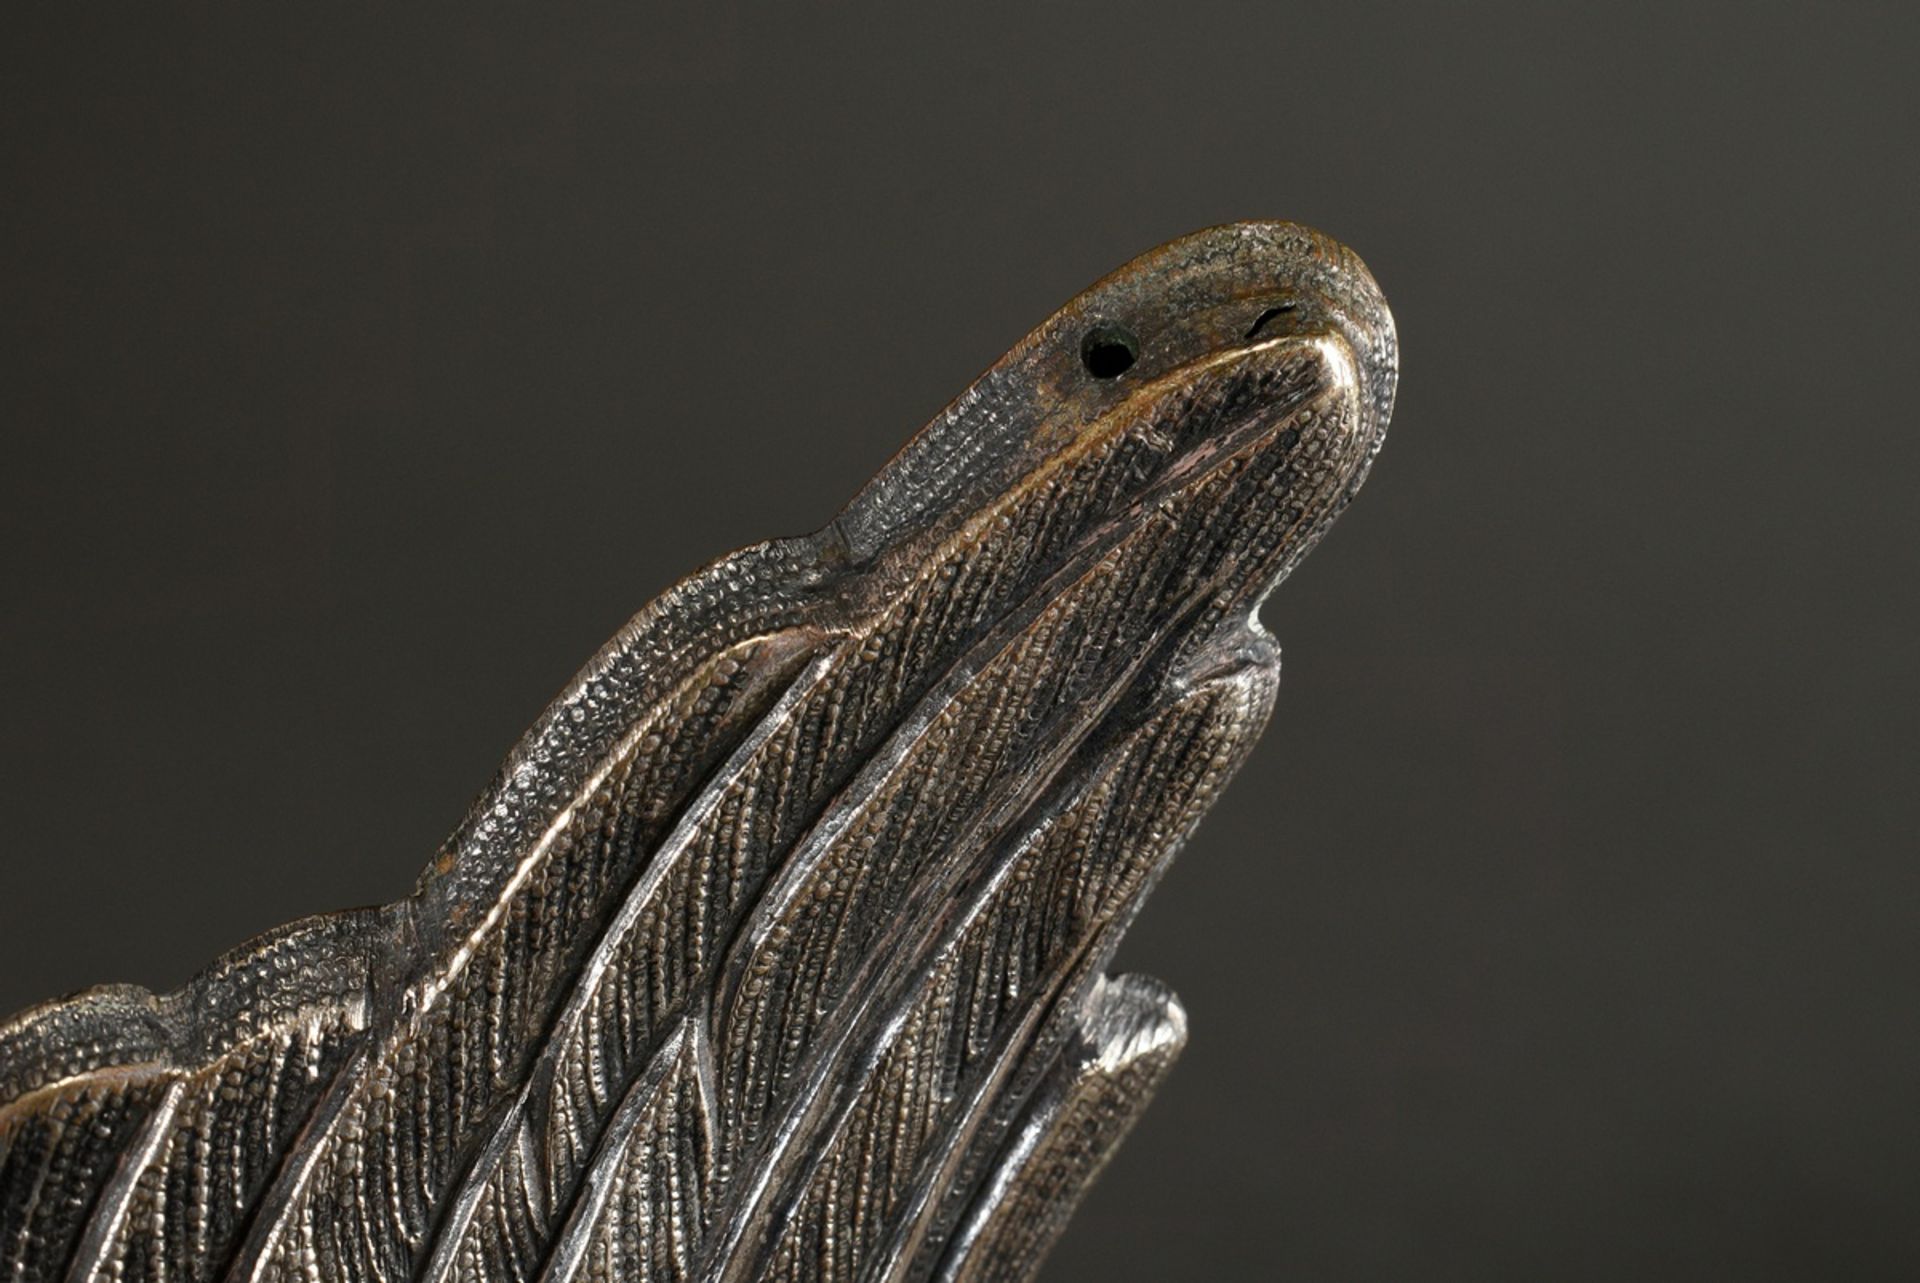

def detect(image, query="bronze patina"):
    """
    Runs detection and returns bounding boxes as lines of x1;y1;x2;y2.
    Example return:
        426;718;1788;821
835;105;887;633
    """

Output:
0;222;1396;1283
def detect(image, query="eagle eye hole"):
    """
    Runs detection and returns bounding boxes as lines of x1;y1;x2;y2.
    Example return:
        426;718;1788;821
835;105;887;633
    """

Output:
1080;323;1138;379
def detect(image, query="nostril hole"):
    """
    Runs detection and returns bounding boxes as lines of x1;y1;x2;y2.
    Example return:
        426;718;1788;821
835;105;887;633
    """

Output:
1245;302;1298;341
1080;323;1138;379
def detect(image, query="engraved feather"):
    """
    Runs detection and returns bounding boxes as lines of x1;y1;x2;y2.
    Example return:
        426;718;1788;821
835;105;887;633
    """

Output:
0;221;1396;1283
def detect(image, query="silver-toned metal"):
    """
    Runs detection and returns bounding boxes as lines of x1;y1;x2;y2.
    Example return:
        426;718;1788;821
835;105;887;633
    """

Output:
0;221;1395;1283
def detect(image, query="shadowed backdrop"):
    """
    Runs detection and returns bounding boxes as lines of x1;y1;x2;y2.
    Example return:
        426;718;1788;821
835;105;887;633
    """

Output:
2;4;1914;1279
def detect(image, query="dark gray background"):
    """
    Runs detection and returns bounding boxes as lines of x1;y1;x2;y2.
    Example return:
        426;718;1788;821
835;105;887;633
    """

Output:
3;4;1914;1279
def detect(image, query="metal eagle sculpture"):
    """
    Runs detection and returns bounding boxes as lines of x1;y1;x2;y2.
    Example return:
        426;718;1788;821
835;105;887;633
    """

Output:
0;222;1397;1283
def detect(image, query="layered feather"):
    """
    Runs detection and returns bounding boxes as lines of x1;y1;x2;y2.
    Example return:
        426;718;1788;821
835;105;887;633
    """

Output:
0;220;1396;1283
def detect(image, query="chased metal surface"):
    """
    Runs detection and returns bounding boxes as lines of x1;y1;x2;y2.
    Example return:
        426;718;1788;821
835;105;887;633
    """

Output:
0;221;1396;1283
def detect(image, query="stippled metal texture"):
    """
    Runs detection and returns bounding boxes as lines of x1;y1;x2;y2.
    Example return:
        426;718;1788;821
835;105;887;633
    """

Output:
0;222;1396;1283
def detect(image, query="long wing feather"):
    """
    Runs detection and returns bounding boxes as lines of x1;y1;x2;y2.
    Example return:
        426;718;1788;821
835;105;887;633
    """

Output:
933;974;1189;1283
0;221;1396;1283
